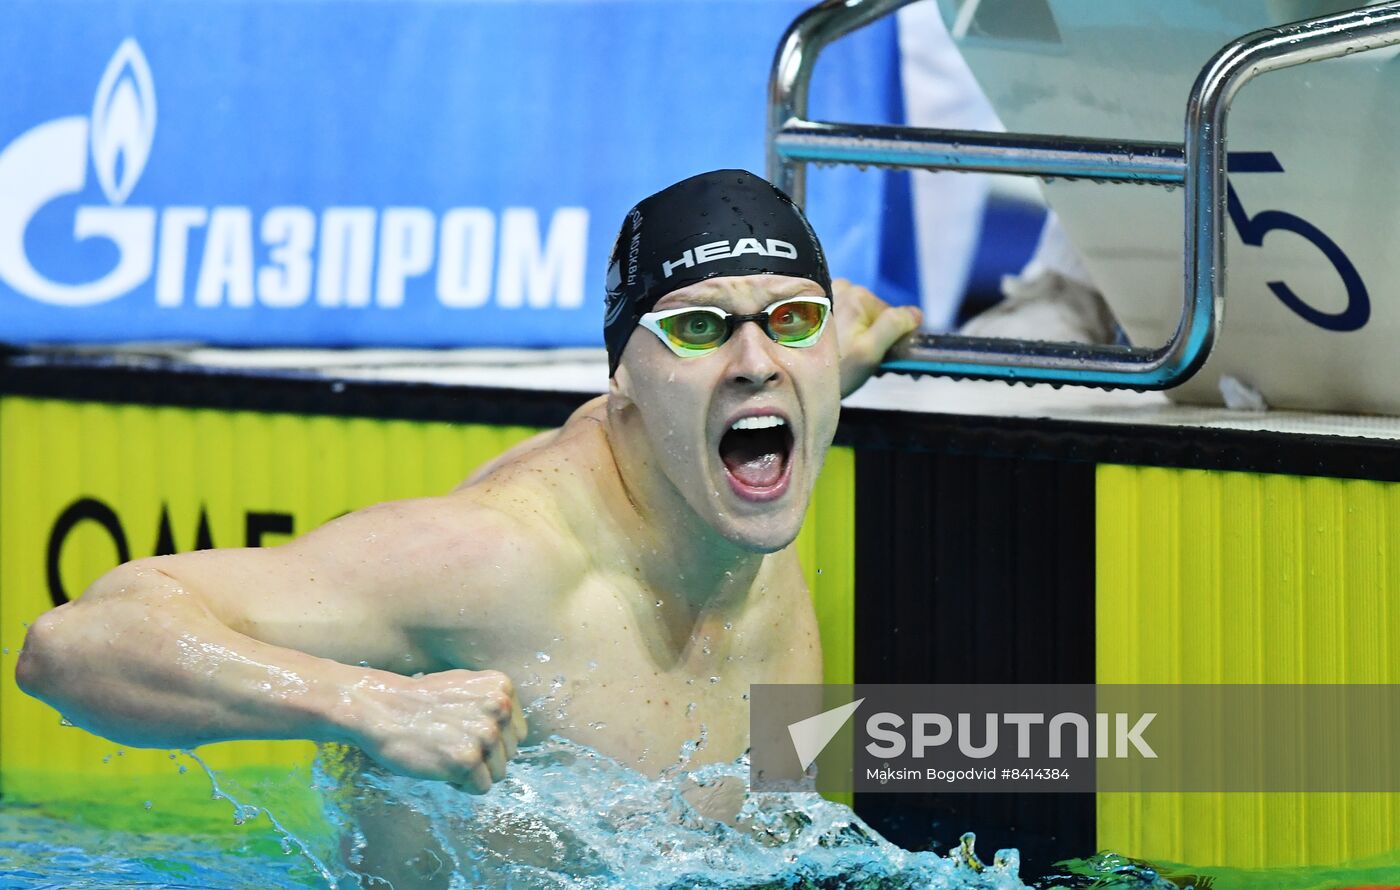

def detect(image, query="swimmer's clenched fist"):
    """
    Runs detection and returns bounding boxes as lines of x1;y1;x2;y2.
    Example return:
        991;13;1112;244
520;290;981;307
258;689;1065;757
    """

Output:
344;668;526;793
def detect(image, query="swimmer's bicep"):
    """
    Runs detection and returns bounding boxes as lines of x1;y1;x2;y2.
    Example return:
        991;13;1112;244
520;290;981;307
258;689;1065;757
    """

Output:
121;544;409;669
141;497;564;669
273;497;576;662
131;500;520;666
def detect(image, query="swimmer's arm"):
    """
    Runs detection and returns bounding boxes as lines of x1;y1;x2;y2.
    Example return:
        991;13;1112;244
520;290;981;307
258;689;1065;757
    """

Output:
16;563;377;749
15;498;557;757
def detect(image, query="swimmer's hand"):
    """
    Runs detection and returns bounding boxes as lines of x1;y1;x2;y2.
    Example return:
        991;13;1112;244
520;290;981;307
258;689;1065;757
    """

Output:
340;668;527;793
832;278;923;398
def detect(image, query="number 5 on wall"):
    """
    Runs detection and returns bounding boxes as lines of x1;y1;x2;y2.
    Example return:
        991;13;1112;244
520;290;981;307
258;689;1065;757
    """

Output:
1225;151;1370;332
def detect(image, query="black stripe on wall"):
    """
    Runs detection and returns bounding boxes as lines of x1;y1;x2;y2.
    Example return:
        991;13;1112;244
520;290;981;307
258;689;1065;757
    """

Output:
7;350;1400;482
853;447;1097;879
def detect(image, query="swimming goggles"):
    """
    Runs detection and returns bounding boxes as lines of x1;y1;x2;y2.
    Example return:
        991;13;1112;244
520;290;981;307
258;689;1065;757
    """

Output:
637;296;831;358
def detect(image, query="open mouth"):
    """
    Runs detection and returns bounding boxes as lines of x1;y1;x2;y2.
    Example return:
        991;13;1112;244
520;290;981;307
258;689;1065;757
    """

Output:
718;414;794;502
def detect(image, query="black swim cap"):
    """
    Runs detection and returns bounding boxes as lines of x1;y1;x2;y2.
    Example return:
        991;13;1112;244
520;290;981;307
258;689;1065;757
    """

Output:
603;169;831;376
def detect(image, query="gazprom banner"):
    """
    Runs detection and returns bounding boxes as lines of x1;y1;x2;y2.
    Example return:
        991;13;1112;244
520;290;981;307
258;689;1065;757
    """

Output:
0;1;905;348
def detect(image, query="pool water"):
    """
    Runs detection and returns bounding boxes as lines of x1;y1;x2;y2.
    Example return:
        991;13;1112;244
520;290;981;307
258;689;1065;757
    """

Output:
0;738;1395;889
0;737;1031;889
0;810;315;889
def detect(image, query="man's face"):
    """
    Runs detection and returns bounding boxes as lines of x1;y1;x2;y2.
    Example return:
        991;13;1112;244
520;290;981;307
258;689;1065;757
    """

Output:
612;274;841;553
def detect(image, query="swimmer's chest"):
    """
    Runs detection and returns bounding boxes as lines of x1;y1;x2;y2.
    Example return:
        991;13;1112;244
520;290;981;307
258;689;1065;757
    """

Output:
469;574;821;774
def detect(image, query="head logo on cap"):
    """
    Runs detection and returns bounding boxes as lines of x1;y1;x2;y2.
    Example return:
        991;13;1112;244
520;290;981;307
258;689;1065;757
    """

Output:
602;170;830;377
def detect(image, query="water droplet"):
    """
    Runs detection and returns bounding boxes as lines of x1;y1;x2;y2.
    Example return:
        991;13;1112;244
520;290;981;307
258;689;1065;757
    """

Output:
723;621;733;631
709;676;720;684
685;702;696;717
536;651;551;663
742;692;750;701
143;800;153;811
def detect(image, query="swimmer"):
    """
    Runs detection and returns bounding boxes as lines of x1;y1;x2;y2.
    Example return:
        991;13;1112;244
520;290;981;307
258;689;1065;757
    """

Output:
15;170;921;885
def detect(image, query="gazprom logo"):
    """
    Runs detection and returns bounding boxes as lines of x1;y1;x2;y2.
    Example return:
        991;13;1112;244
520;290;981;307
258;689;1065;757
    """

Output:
0;39;156;306
0;39;587;312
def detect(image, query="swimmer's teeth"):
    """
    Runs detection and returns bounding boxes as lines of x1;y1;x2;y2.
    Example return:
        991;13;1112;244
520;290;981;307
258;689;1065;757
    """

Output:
730;415;786;431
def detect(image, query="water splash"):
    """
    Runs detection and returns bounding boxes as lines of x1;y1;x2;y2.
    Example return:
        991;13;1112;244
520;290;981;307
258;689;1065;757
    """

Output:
316;736;1029;888
185;749;339;887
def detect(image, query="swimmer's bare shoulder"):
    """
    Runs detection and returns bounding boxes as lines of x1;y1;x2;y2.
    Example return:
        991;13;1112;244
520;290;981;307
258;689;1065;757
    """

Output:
446;397;626;584
454;394;607;491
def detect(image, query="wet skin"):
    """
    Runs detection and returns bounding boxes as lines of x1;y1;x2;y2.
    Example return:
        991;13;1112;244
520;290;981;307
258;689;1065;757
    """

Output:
16;275;919;886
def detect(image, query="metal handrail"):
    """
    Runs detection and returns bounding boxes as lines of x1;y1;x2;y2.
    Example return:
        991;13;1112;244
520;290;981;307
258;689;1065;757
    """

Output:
767;0;1400;389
